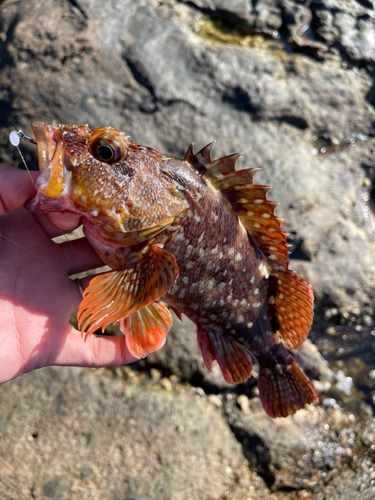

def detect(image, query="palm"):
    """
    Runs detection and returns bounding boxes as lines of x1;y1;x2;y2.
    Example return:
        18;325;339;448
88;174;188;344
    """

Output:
0;208;80;380
0;165;137;384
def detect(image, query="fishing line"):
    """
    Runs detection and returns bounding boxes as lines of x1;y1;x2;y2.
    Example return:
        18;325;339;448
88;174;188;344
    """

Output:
9;129;37;189
0;233;58;269
7;129;82;265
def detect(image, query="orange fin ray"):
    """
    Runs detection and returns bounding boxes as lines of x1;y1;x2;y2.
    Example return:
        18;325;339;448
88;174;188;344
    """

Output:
271;271;314;349
223;182;290;272
258;359;318;418
197;328;253;384
77;244;179;336
183;143;290;273
119;302;172;358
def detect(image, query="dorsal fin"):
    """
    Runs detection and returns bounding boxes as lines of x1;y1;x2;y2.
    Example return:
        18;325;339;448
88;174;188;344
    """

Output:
184;143;289;272
184;143;314;350
184;142;215;175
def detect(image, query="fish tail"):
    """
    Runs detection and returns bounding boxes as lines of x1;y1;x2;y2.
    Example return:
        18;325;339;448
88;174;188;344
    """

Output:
258;351;318;418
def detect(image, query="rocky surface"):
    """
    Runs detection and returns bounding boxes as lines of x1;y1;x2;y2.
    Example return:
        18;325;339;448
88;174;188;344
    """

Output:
0;366;269;500
0;0;375;498
1;364;375;500
0;0;374;322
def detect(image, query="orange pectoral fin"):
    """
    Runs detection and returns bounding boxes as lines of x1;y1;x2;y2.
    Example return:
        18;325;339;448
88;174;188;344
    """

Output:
119;302;172;358
77;243;179;336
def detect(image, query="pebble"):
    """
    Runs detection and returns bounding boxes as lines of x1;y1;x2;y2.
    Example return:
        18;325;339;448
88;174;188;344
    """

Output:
237;395;250;414
207;395;222;408
150;368;161;382
160;378;173;392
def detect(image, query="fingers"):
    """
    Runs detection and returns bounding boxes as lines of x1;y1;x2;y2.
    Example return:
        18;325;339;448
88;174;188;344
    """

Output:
48;212;82;231
32;212;82;239
0;164;38;215
53;328;139;367
60;237;105;275
0;164;81;236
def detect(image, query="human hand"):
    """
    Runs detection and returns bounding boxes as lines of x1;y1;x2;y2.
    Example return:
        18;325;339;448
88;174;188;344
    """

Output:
0;164;137;384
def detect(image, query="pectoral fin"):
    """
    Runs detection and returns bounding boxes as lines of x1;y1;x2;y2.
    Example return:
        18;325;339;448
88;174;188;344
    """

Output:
77;243;178;335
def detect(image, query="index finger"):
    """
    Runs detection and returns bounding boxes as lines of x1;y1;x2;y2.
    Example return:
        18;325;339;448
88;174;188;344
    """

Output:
0;164;38;215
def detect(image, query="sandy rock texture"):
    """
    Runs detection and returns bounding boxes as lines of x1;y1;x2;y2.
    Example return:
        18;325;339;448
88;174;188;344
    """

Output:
0;0;375;498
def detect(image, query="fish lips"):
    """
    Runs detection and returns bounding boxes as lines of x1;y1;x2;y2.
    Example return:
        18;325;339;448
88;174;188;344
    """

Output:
31;121;73;198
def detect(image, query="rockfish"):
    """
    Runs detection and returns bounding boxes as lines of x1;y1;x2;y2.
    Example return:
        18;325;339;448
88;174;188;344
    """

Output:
29;121;318;418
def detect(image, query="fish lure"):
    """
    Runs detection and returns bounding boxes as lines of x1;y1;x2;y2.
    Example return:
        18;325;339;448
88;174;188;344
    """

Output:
11;123;318;417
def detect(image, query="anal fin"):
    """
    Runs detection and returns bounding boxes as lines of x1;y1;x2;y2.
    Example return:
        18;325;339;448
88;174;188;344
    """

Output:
197;328;253;384
120;302;172;358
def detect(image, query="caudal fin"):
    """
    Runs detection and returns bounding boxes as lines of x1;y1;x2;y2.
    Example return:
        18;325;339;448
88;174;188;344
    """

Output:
258;359;318;418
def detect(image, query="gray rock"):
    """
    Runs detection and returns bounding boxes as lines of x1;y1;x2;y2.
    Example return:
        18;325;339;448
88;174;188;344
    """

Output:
1;0;374;321
0;366;269;500
311;0;375;63
1;366;374;500
225;400;375;496
179;0;252;15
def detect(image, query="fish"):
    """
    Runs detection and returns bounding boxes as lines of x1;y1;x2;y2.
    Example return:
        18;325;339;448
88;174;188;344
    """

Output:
28;120;318;418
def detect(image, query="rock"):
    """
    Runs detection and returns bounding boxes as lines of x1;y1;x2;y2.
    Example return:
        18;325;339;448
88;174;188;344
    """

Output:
180;0;252;15
291;338;332;382
1;0;375;496
311;0;375;63
225;400;375;497
0;366;269;500
1;0;374;321
2;366;374;500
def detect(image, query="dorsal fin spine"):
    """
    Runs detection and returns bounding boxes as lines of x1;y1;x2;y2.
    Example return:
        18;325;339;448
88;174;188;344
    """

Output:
196;141;215;166
186;142;314;351
183;143;195;164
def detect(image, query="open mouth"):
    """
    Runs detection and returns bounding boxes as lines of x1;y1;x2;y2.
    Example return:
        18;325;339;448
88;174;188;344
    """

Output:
32;121;60;169
31;121;71;198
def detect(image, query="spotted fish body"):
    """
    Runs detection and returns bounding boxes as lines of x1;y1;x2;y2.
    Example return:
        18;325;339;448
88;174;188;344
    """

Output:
30;121;318;418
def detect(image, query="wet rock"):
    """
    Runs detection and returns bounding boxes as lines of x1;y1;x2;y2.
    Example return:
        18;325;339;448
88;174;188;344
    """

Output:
292;338;332;381
225;400;375;497
0;366;269;500
311;0;375;63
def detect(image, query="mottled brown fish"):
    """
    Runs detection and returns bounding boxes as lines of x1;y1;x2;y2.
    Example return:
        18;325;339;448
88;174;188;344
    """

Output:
29;121;318;418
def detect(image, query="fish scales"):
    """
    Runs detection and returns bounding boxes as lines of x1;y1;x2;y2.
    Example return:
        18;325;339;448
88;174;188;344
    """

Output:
162;171;266;339
28;121;318;418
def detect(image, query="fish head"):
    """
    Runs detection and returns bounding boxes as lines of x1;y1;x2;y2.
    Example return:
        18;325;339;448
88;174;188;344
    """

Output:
30;121;188;244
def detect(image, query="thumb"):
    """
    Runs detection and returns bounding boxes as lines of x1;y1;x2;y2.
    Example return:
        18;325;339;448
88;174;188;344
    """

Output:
0;164;38;215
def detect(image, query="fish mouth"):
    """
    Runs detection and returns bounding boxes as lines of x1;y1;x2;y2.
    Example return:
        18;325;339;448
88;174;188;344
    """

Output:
31;121;72;198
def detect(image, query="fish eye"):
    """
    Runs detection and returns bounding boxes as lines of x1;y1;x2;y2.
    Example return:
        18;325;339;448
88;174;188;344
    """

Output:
90;133;127;164
96;143;115;161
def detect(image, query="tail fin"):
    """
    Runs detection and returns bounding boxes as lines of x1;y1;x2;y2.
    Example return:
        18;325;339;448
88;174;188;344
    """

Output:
258;358;318;418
